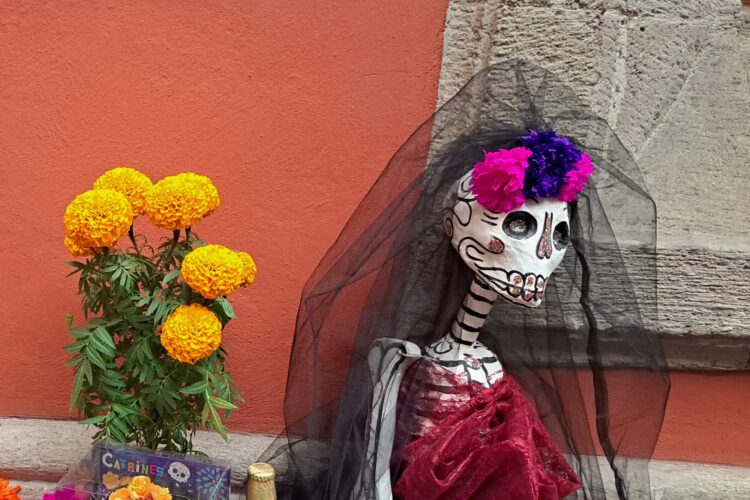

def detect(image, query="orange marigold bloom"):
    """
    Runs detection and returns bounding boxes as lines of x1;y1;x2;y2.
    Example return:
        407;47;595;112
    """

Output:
93;167;153;215
0;478;21;500
108;487;131;500
102;471;121;490
127;476;152;498
190;173;220;216
144;173;220;230
64;236;96;258
182;244;244;299
237;251;257;287
161;304;222;364
63;189;133;248
149;484;172;500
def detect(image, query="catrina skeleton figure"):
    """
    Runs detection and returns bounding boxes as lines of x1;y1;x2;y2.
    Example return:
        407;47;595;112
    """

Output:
390;136;589;499
266;60;669;500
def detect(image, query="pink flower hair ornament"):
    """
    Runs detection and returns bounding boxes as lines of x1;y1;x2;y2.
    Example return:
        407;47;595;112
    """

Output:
470;147;532;213
558;152;594;203
470;133;594;212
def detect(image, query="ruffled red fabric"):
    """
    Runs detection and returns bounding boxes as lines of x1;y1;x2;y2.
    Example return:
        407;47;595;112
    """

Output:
394;376;581;500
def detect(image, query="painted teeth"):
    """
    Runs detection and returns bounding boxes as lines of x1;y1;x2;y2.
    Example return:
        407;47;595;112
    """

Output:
507;272;546;302
508;272;523;297
478;267;548;303
535;276;546;301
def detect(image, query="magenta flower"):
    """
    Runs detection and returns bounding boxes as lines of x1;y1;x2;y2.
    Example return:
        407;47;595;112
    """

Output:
470;147;532;212
42;487;88;500
558;152;594;202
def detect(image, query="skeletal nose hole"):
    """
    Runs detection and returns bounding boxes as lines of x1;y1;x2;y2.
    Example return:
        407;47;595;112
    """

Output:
536;213;554;259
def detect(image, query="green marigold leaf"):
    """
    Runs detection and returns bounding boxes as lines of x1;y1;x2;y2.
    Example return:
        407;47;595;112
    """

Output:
180;381;210;395
85;345;107;370
162;268;181;286
207;400;228;441
146;297;160;316
63;341;85;354
219;298;235;319
208;396;237;411
81;359;93;384
69;368;84;411
93;326;117;351
102;372;126;389
109;415;130;436
68;328;91;339
79;415;107;425
65;354;84;367
112;403;140;417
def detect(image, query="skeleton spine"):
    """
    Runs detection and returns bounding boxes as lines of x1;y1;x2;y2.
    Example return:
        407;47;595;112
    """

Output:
451;277;497;344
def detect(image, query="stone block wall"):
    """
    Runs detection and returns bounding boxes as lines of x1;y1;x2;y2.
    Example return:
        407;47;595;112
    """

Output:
438;0;750;368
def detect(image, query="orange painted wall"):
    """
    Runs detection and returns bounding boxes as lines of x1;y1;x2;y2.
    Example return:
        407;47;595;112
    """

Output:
1;1;747;471
574;371;750;468
656;372;750;467
0;1;448;431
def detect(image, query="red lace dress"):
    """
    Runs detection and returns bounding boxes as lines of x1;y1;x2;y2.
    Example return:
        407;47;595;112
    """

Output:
393;359;581;500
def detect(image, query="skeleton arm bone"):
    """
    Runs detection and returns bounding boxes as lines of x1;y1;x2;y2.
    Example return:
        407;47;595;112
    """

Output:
353;338;421;500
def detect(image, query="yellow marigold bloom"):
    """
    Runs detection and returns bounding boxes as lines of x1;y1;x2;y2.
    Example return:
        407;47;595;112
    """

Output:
108;487;131;500
144;173;220;230
102;471;121;490
190;173;220;215
161;304;222;364
93;167;153;215
149;484;172;500
237;251;257;287
127;476;151;498
182;244;244;299
64;236;95;257
63;189;133;248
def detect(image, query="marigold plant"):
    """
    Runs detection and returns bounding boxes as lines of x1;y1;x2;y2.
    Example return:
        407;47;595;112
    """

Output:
64;168;255;452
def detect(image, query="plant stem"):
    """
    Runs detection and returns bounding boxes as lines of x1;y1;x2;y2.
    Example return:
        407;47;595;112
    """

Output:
163;230;180;270
128;224;140;254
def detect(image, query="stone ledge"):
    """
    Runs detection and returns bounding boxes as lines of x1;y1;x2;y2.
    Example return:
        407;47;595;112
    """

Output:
664;334;750;370
0;417;274;491
2;418;749;499
10;480;245;499
594;457;750;499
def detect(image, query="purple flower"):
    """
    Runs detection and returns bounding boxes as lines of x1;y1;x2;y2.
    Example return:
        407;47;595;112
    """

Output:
521;130;582;199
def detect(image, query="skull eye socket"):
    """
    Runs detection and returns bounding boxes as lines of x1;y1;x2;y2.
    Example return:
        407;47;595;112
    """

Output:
553;221;570;250
502;211;537;240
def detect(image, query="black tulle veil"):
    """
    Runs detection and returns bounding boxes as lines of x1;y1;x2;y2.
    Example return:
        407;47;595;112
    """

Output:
263;60;669;500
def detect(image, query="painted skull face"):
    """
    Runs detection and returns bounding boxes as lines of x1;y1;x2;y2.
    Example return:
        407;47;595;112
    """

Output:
445;171;570;307
168;461;191;483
